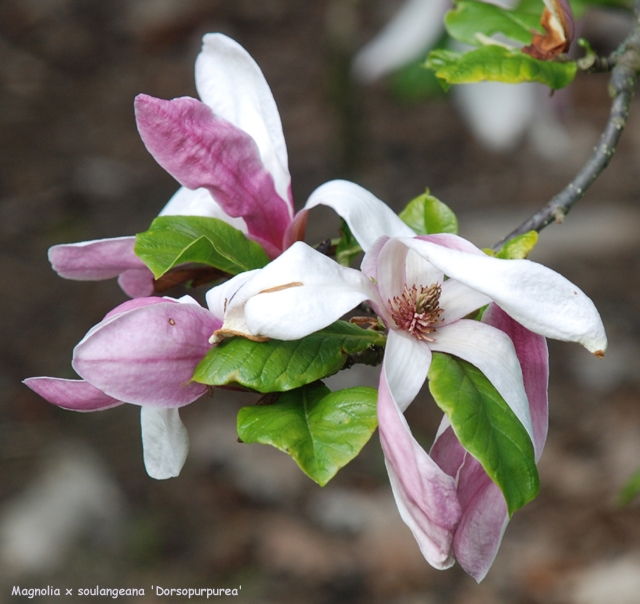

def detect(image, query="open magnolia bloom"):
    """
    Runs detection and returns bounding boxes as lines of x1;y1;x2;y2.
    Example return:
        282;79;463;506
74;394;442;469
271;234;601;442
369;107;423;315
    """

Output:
213;180;606;577
48;33;305;297
24;296;221;479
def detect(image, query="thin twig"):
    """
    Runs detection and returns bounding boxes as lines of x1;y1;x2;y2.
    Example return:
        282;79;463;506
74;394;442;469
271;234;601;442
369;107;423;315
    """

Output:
492;17;640;252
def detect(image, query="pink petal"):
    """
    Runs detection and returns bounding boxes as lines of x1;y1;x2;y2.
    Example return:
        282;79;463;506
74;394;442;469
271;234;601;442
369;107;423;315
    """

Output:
103;296;174;320
23;377;124;412
73;301;220;407
430;306;550;581
483;303;549;459
282;208;308;250
378;368;461;569
417;233;485;256
49;236;151;283
117;268;155;298
135;94;291;253
195;34;292;207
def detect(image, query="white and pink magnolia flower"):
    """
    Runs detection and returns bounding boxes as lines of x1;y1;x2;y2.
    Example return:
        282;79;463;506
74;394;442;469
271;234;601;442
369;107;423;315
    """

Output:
49;33;306;297
24;295;221;479
213;179;606;576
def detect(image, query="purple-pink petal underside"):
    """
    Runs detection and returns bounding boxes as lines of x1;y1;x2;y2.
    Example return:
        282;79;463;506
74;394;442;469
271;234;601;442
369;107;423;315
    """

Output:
73;301;221;408
49;237;149;278
23;377;124;412
135;94;292;254
430;304;549;581
483;303;549;455
378;368;461;569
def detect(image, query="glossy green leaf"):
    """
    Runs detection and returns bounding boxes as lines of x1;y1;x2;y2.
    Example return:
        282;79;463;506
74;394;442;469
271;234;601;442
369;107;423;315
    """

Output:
237;382;379;485
335;219;362;267
445;1;541;47
426;46;577;91
193;321;386;392
496;231;538;259
399;190;458;235
428;352;539;516
135;216;270;278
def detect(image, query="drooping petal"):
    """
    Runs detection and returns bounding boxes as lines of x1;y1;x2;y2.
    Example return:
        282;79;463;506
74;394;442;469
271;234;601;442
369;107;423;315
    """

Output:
48;236;151;282
401;237;607;355
305;180;415;253
159;186;248;233
452;453;509;582
195;33;292;207
439;305;550;581
378;369;461;569
135;94;291;254
73;300;219;407
483;304;549;456
220;242;376;340
384;329;433;412
23;377;124;412
140;407;189;479
429;319;535;450
352;0;449;82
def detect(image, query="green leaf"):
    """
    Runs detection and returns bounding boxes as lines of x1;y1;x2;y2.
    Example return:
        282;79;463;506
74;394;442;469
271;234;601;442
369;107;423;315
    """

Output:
399;190;458;235
193;321;386;392
237;382;379;485
428;352;539;516
445;1;541;47
426;46;577;91
495;231;538;259
335;219;362;267
134;216;270;279
618;466;640;507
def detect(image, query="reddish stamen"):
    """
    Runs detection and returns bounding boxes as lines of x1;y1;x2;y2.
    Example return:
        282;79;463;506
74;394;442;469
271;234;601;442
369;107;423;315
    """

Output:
389;283;443;341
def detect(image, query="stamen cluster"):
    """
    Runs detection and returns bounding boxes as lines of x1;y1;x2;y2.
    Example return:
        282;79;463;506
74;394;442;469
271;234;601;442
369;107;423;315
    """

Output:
389;283;444;342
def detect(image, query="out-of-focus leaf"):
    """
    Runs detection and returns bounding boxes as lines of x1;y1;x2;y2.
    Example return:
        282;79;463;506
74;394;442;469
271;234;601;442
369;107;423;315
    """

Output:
426;46;577;90
445;1;541;47
618;466;640;507
237;382;379;485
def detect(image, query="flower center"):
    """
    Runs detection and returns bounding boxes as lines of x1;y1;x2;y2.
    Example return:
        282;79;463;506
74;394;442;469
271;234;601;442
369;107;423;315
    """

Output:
389;283;444;342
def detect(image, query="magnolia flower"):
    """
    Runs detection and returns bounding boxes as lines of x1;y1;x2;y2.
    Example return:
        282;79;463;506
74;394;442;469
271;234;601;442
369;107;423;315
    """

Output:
49;33;306;296
24;295;220;479
353;0;572;153
213;179;606;575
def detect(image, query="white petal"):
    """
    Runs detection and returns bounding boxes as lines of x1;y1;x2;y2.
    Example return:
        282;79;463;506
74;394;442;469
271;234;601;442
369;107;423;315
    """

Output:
195;34;291;208
430;320;535;453
401;238;607;354
224;242;377;340
454;82;536;152
141;407;189;480
439;279;491;326
205;270;260;320
159;186;248;232
305;180;415;253
352;0;448;82
384;329;433;412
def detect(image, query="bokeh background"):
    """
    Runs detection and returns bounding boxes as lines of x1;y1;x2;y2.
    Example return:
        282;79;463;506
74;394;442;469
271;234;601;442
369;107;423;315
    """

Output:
2;1;640;603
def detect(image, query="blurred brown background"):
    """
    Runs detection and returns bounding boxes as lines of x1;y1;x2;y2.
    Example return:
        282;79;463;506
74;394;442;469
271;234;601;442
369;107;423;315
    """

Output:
2;1;640;603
